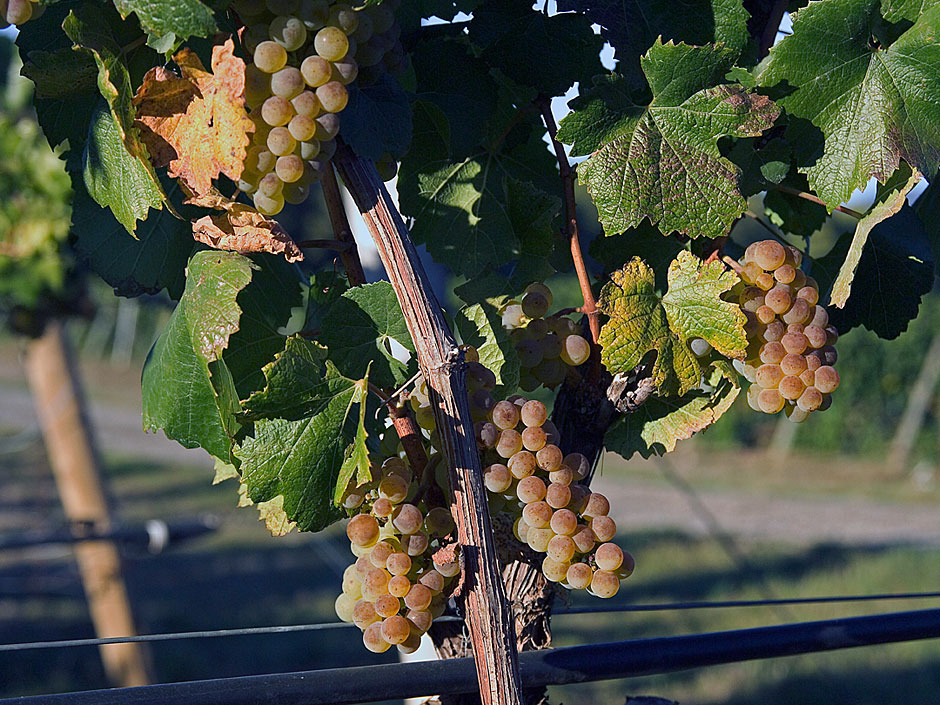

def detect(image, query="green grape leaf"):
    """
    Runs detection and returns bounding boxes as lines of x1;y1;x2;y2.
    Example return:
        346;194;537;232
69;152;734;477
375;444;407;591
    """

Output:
242;336;330;421
399;73;558;278
556;0;749;85
63;3;166;225
468;0;604;97
759;0;940;208
304;269;349;332
224;254;305;400
598;251;746;396
70;175;195;299
830;165;921;307
319;281;416;389
82;101;164;234
823;204;934;339
507;179;561;289
605;361;740;459
410;38;497;157
588;220;686;292
340;73;412;161
560;41;779;239
334;374;372;505
235;351;370;532
112;0;218;51
142;251;252;462
454;301;520;391
881;0;940;23
763;185;828;239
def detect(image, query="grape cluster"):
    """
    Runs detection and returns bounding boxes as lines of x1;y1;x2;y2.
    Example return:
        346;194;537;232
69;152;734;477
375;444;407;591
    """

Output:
0;0;42;27
336;455;459;654
477;397;634;598
733;240;840;423
500;283;592;392
232;0;404;215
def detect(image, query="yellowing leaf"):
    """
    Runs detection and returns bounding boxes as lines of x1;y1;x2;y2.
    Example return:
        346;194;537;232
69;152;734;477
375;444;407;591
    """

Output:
598;251;746;396
236;484;296;536
185;186;303;263
133;38;253;195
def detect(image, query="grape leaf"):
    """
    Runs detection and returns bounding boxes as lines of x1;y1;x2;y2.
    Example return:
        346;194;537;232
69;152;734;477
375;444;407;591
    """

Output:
830;165;921;307
235;339;371;532
604;362;740;459
556;0;749;85
822;205;934;339
399;73;558;278
185;187;303;262
763;183;828;238
223;253;304;399
83;101;164;234
455;301;520;392
142;251;252;463
589;220;686;292
112;0;218;51
881;0;940;23
70;175;196;299
304;269;349;332
236;490;297;537
410;38;497;157
243;337;331;421
63;3;166;228
468;0;604;97
319;281;416;389
560;41;779;239
134;38;253;195
598;251;747;396
334;373;372;505
340;73;412;161
759;0;940;208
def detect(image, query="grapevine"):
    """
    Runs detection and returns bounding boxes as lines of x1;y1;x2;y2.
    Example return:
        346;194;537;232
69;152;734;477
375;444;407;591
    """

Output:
5;0;940;701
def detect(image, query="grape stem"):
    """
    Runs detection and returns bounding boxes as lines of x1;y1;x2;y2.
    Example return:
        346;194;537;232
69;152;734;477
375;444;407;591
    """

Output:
535;96;601;348
320;163;368;286
772;184;865;219
369;380;431;481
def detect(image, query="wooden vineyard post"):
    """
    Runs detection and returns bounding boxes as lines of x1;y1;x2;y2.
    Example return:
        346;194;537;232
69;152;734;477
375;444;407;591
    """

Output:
24;321;151;687
332;151;525;705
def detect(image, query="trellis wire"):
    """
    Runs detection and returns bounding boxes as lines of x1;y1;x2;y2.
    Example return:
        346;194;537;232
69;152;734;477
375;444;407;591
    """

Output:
2;590;940;653
3;607;940;705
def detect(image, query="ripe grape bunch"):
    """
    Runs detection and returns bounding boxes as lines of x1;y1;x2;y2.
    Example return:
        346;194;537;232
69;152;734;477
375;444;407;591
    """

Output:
232;0;404;216
478;398;635;598
336;455;460;654
500;283;592;391
0;0;42;27
733;240;840;423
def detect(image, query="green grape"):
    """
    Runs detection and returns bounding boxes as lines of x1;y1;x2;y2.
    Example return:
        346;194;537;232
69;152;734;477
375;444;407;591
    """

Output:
355;42;385;68
237;178;258;194
495;429;523;459
590;570;620;598
261;95;294;127
351;11;374;43
751;240;786;271
287;114;317;142
515;339;542;368
232;0;267;19
521;426;546;452
254;191;284;216
347;514;379;547
560;334;590;366
582;492;610;519
549;508;577;536
315;26;350;61
276;155;304;183
375;156;397;182
266;126;297;156
362;623;390;653
534;358;565;387
317;81;349;113
314;113;341;141
522;501;552;529
542;556;570;583
404;583;432;611
244;65;271;109
566;563;592;590
332;57;359;85
300;140;321;160
270;67;305;99
547;535;577;565
392;504;423;535
258;172;284;197
516;476;546;503
334;593;356;622
484;464;512;493
298;0;329;29
254;41;288;73
303;158;326;184
6;0;32;24
353;599;380;629
270;15;307;51
301;55;332;87
520;400;547;428
366;4;395;34
590;516;616;543
328;3;359;33
256;149;277;173
242;24;269;54
318;139;337;161
595;543;623;571
291;90;321;117
507;450;536;480
814;366;839;393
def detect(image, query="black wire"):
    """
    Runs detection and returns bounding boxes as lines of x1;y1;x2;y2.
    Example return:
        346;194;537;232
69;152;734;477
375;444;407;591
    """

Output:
3;591;940;653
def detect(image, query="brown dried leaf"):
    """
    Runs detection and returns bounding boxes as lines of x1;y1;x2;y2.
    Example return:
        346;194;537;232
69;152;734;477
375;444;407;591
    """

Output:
185;186;304;262
133;38;253;195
